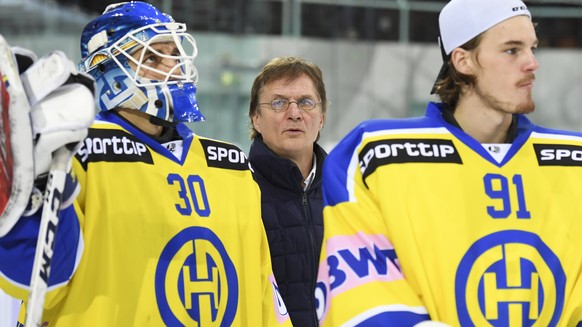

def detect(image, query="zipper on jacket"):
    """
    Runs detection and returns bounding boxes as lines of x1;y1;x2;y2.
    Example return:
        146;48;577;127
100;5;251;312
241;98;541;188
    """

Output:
301;192;320;326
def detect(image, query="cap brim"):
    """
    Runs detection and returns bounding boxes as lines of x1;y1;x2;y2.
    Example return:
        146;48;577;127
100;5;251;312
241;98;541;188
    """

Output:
430;61;449;95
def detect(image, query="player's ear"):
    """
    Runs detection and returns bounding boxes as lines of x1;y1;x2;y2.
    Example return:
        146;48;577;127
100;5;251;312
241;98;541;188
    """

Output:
252;112;261;133
451;48;473;75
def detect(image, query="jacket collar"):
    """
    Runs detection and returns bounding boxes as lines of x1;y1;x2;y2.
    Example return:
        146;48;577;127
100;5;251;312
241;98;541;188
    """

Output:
248;137;327;191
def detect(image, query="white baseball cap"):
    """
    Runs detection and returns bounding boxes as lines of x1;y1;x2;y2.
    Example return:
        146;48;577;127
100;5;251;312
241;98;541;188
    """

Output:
431;0;531;94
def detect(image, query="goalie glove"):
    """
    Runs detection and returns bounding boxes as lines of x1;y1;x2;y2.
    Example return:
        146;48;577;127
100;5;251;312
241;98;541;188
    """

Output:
23;51;95;179
0;45;95;236
23;51;96;216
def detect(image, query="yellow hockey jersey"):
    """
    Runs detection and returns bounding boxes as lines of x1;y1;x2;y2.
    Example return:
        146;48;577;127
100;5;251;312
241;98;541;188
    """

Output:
316;103;582;326
0;112;291;326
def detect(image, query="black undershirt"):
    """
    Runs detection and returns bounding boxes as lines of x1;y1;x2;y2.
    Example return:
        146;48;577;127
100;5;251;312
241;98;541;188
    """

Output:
112;111;181;143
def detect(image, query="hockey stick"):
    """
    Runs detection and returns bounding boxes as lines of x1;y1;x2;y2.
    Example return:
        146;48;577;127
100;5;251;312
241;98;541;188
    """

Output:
17;50;95;327
24;145;75;327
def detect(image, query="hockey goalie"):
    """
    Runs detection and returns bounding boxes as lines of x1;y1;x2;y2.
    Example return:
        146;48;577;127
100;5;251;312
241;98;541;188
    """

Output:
0;35;95;326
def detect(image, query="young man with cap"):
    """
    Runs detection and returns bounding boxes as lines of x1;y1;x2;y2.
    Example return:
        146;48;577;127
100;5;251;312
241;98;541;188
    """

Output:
315;0;582;325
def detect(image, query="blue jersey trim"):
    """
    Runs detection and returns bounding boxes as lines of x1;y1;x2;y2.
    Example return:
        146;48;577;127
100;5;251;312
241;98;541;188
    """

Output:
347;310;430;326
99;112;194;165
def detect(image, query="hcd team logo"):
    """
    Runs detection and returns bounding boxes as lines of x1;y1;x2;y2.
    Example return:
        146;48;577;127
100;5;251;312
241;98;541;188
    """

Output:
455;230;565;326
155;227;239;325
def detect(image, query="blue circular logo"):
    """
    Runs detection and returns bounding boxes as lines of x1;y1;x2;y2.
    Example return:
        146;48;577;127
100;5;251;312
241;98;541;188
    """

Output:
155;227;238;325
455;230;565;326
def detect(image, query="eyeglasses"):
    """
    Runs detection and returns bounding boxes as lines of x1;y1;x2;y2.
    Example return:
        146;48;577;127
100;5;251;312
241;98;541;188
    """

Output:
258;98;320;112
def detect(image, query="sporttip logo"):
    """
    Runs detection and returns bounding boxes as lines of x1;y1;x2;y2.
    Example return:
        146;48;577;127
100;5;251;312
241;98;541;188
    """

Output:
359;138;462;182
533;144;582;166
77;135;147;162
75;129;154;168
200;139;249;171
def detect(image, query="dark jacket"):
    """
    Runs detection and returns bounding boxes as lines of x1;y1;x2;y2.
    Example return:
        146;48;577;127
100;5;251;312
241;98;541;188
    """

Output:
248;137;326;327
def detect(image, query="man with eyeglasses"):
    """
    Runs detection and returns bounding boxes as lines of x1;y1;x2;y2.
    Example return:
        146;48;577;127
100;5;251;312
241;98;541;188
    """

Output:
0;2;292;326
248;56;328;327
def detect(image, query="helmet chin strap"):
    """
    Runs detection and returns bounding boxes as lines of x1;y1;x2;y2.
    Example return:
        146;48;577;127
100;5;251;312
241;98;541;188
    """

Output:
149;104;178;127
149;114;177;128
